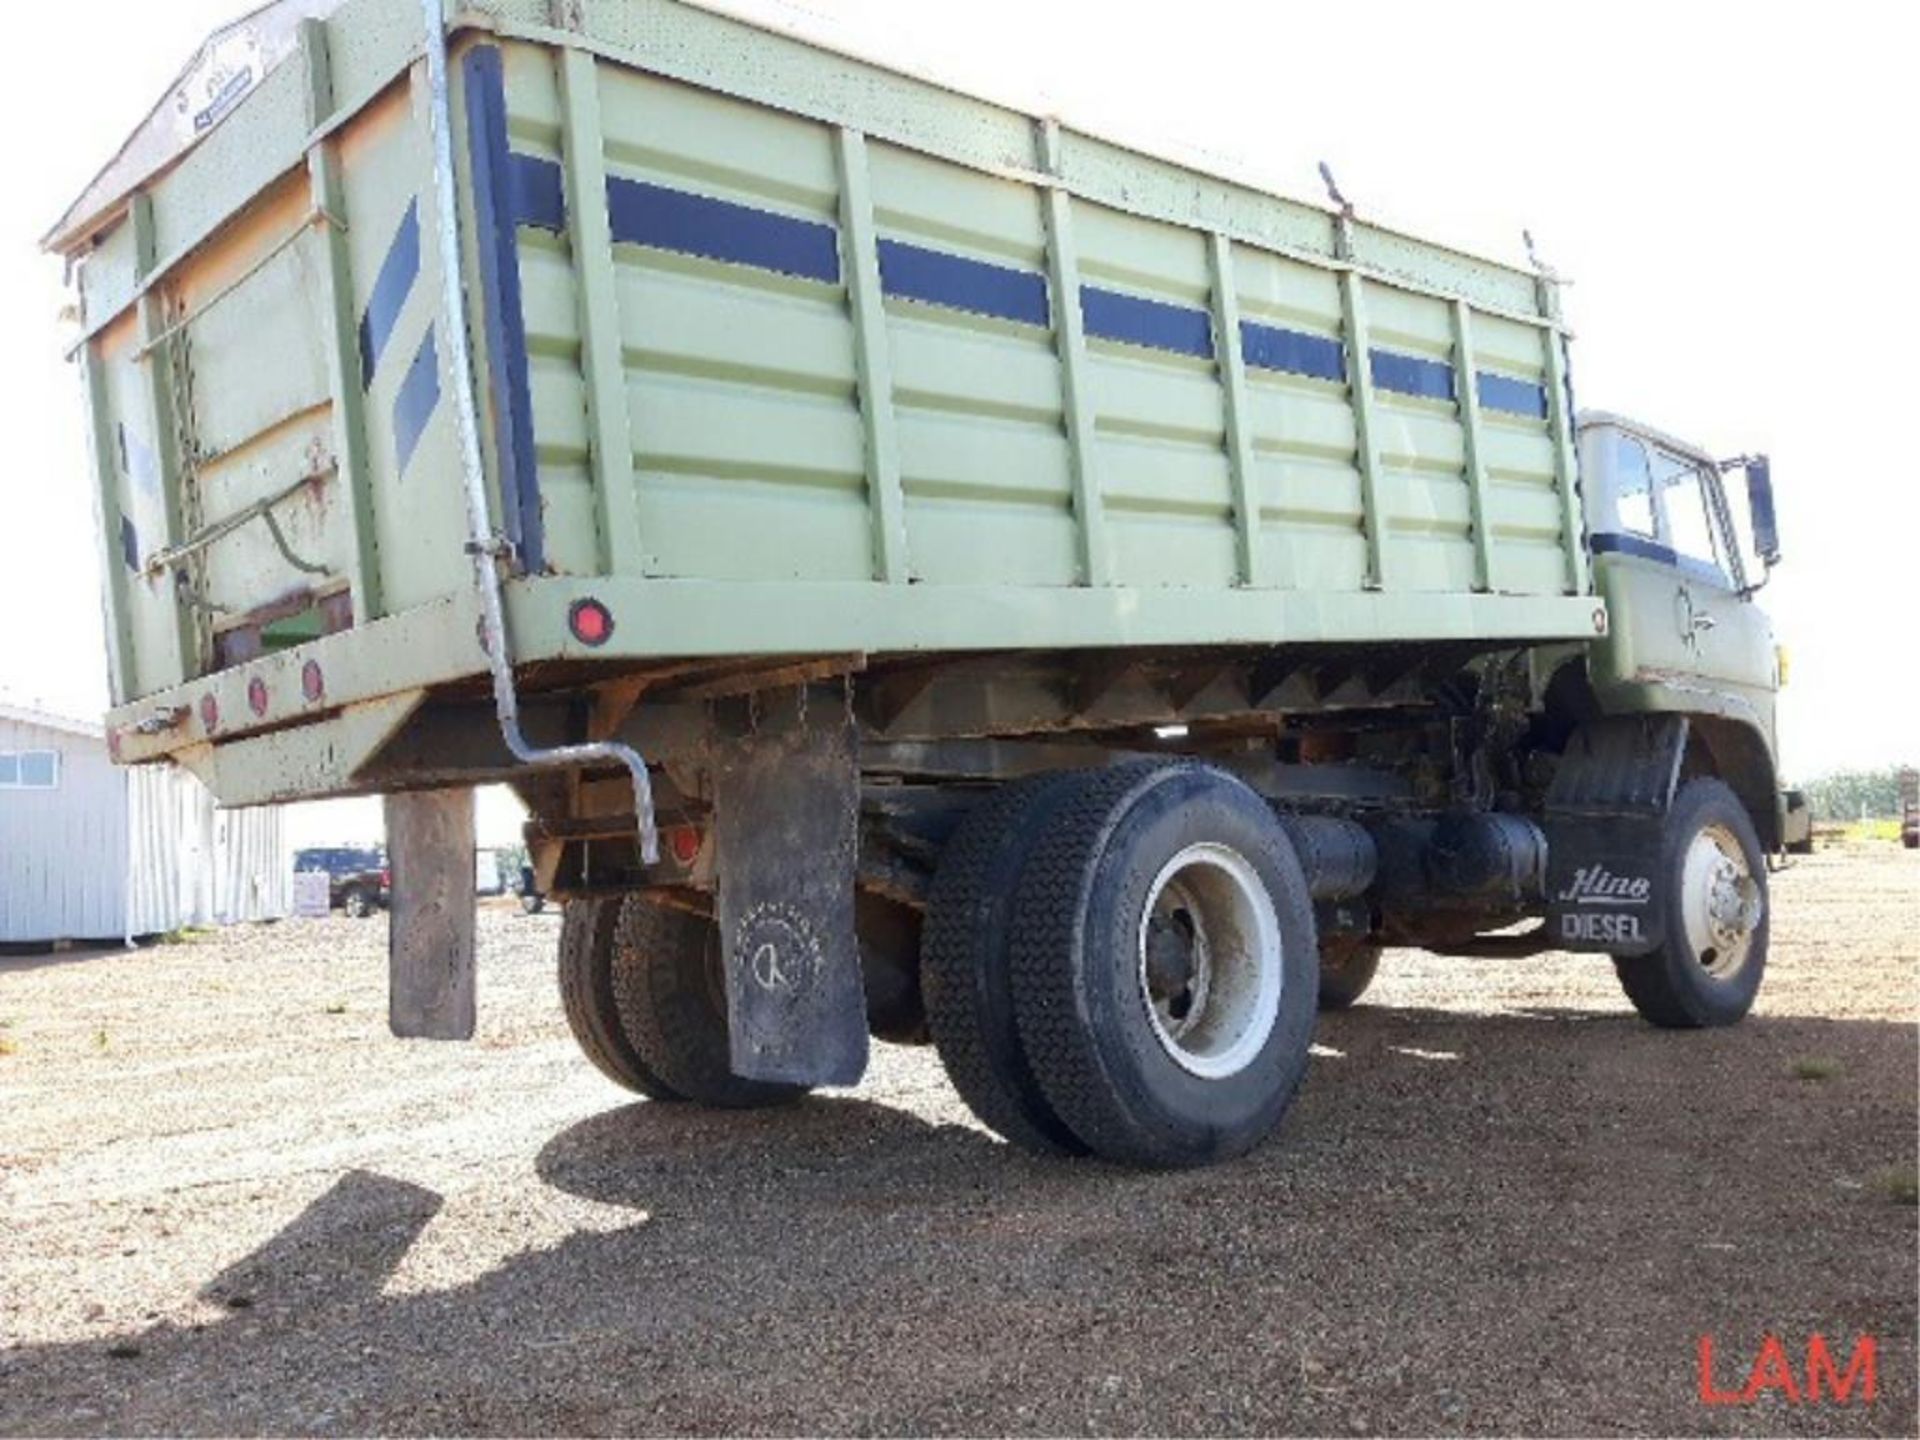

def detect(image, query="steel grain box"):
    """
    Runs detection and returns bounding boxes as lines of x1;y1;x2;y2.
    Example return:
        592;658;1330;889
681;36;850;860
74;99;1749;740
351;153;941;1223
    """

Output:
50;0;1602;794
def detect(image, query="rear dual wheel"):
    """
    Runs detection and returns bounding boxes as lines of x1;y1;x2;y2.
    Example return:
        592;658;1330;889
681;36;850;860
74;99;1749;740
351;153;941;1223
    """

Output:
558;894;808;1109
925;764;1319;1168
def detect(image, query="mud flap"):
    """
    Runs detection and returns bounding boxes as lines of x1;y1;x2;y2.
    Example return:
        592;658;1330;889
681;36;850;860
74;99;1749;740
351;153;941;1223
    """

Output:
1542;814;1667;956
385;789;477;1040
1543;715;1688;957
712;686;869;1088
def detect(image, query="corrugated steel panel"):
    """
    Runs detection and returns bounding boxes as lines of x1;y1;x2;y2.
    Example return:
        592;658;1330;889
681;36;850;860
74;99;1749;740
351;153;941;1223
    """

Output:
127;763;292;937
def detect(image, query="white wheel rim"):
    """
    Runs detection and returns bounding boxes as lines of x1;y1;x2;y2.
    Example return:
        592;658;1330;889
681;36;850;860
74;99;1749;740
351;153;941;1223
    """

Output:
1136;843;1283;1079
1680;823;1762;979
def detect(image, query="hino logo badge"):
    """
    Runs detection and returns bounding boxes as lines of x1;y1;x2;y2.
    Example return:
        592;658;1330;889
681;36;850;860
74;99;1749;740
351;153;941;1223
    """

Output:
1557;865;1653;907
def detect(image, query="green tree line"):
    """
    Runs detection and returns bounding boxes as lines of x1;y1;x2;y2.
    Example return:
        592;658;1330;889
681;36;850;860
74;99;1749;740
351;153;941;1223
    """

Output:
1799;765;1916;821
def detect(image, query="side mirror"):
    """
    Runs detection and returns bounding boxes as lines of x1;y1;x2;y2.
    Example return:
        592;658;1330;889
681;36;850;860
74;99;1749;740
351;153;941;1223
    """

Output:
1745;456;1781;568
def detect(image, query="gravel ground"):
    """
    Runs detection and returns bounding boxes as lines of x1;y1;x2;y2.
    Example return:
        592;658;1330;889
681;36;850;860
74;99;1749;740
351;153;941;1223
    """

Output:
1;847;1914;1436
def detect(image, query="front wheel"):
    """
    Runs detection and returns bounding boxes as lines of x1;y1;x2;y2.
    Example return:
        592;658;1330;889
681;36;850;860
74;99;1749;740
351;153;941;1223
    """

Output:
342;886;375;920
1008;764;1319;1168
1612;778;1768;1028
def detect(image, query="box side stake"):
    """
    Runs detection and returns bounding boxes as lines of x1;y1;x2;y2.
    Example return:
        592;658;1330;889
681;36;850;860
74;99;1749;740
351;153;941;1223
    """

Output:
557;44;644;578
1450;299;1498;595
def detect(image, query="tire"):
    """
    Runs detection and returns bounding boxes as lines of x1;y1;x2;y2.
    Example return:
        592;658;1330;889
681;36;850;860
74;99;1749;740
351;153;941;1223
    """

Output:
922;774;1090;1155
558;897;682;1100
1008;764;1319;1168
1317;940;1382;1011
1904;833;1918;852
342;886;374;920
1612;777;1769;1029
521;892;546;915
610;896;810;1110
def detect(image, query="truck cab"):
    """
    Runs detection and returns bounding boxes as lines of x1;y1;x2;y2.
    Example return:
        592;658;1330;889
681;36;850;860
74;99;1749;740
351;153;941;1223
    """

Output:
1578;413;1787;840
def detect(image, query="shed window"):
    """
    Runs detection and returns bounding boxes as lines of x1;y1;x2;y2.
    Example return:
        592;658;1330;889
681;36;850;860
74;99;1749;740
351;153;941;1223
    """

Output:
0;750;60;789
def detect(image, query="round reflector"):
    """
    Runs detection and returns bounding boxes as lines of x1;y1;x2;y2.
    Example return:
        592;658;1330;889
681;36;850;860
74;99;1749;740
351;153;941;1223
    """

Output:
569;599;615;648
668;826;703;868
247;677;270;718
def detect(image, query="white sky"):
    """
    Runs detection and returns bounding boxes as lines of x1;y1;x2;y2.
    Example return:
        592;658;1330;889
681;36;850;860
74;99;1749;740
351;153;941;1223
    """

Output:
2;0;1915;847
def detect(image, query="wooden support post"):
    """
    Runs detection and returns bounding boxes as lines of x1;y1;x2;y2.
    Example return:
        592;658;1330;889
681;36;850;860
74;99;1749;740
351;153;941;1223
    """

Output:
129;192;202;683
1038;120;1111;588
559;45;645;577
1209;233;1267;588
1338;266;1392;591
301;18;385;624
1450;299;1498;594
835;127;910;584
386;788;477;1041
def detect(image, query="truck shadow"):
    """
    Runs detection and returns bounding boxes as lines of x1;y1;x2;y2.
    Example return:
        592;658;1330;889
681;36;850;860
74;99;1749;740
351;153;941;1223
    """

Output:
2;1011;1913;1436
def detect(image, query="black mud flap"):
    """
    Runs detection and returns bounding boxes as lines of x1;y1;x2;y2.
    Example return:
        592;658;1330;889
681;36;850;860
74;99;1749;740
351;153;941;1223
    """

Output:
386;789;477;1040
712;686;869;1088
1542;814;1666;956
1543;715;1688;957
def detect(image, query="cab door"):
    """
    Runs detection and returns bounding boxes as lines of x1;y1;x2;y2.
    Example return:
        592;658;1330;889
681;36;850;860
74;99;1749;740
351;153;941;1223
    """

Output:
1585;428;1777;723
1642;446;1774;709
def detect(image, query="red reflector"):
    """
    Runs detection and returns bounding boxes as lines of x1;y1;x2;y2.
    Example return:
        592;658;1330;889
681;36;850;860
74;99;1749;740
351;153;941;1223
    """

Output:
668;826;703;867
200;694;220;733
568;599;615;648
302;660;325;704
247;677;270;718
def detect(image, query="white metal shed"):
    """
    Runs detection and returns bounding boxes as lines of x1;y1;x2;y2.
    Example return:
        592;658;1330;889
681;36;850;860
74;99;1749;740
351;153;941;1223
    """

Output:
0;699;291;945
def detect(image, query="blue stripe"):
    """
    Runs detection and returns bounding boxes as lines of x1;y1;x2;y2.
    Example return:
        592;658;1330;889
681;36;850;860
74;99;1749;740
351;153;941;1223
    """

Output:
393;328;441;475
1081;287;1214;358
877;239;1050;327
607;177;841;283
1370;349;1456;402
463;46;545;573
1239;321;1346;383
1591;531;1675;565
1592;532;1729;587
1476;370;1550;420
359;202;419;384
508;153;567;234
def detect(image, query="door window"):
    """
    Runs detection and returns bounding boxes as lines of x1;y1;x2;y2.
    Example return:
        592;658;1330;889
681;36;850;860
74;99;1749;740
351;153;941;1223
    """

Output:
1651;448;1730;585
1608;433;1658;538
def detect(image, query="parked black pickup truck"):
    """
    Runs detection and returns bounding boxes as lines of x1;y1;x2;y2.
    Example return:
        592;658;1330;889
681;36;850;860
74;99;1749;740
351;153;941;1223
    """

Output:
293;847;389;919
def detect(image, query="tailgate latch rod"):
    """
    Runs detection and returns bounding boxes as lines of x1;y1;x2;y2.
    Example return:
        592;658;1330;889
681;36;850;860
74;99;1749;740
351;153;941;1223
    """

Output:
416;0;660;865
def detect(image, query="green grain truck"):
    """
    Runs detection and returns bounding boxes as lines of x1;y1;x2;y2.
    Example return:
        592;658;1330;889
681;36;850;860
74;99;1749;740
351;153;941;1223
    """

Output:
49;0;1790;1166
